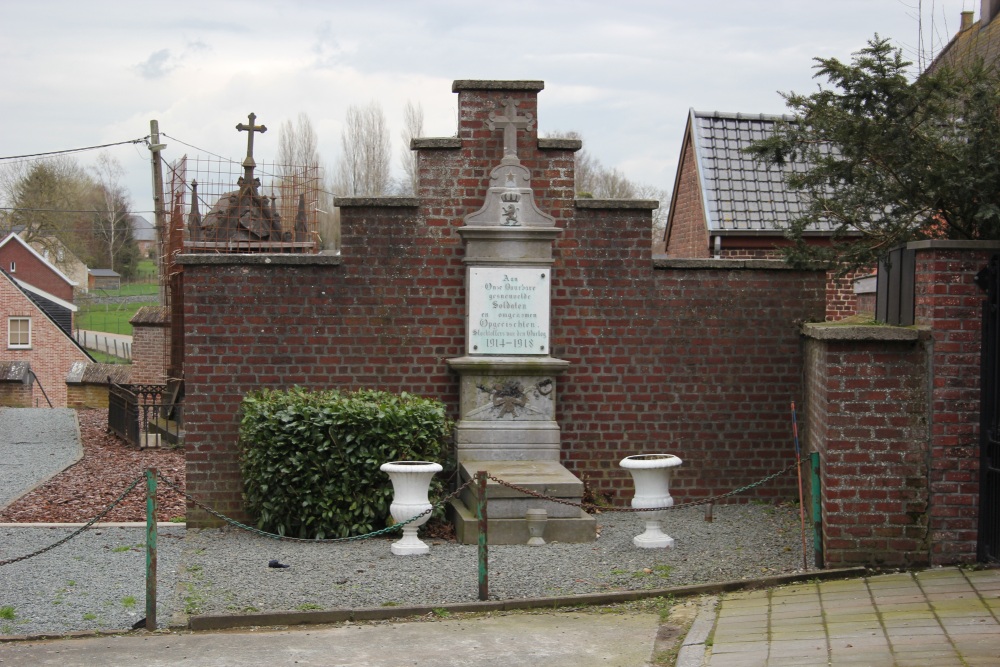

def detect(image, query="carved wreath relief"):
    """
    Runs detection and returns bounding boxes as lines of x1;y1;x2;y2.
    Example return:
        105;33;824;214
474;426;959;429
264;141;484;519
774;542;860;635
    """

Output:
466;378;554;420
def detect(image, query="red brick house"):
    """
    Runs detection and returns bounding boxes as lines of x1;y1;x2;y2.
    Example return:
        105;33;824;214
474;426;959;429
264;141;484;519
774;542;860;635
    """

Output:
0;232;78;334
662;109;861;320
0;268;92;407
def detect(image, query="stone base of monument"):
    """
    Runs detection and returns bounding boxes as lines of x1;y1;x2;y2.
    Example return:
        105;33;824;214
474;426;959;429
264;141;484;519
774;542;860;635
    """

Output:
449;460;596;544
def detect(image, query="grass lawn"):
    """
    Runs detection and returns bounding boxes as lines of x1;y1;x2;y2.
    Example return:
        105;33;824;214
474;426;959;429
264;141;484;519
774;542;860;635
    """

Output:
86;349;130;364
76;301;158;336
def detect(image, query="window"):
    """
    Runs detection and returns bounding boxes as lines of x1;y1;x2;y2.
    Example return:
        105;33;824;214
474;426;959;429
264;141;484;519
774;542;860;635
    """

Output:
8;317;30;348
9;261;14;273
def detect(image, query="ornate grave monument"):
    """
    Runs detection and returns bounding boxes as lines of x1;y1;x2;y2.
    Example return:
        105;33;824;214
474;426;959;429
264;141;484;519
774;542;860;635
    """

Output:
447;98;596;544
186;113;310;250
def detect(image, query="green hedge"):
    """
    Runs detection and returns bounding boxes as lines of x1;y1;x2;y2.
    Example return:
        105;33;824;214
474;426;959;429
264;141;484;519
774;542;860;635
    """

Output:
239;387;453;539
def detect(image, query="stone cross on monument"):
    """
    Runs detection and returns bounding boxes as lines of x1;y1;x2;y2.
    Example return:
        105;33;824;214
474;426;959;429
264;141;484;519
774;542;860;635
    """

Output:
487;98;534;165
236;112;267;194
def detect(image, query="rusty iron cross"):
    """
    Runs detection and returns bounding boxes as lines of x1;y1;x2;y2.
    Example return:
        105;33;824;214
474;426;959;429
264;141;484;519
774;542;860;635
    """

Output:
487;98;534;162
236;112;267;187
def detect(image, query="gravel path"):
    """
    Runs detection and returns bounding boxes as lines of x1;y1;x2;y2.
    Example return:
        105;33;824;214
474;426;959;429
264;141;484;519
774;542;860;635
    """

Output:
0;504;812;636
0;409;81;511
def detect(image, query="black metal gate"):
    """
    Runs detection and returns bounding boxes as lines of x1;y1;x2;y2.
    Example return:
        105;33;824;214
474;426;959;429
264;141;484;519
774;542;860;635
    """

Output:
976;255;1000;562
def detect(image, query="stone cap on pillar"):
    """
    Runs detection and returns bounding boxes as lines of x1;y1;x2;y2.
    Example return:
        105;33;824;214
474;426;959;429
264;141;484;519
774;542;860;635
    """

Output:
453;80;544;92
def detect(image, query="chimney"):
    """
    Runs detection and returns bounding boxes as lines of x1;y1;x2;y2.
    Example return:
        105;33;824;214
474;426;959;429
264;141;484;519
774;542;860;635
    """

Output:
982;0;1000;25
961;10;974;30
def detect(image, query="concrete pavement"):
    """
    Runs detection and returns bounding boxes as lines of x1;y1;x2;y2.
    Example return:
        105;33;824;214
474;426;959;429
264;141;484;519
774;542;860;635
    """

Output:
679;567;1000;667
0;610;660;667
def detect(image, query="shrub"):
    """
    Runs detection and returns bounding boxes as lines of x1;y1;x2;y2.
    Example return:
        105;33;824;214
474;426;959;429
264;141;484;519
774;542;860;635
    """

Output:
239;387;453;539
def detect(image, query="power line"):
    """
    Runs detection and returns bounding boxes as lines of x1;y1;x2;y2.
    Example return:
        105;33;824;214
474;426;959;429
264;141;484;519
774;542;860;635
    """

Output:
0;138;150;162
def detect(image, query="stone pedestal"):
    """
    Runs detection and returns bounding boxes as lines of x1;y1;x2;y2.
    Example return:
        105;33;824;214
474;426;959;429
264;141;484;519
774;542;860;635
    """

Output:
444;91;594;544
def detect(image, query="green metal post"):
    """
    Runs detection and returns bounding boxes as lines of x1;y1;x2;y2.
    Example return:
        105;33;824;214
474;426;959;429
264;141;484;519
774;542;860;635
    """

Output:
810;452;823;568
145;468;158;630
476;471;488;601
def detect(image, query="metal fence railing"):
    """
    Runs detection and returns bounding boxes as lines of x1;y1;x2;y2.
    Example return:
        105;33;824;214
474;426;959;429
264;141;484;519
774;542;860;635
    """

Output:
108;381;183;448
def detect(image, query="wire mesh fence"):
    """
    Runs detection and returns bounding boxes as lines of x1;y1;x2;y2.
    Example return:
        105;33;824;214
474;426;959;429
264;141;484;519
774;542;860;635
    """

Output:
167;155;322;254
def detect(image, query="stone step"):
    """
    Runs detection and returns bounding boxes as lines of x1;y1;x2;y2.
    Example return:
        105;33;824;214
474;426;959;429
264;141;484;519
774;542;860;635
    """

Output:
449;499;596;545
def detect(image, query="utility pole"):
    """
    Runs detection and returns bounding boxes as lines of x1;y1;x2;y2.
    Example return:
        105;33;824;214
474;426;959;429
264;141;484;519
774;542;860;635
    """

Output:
148;120;167;306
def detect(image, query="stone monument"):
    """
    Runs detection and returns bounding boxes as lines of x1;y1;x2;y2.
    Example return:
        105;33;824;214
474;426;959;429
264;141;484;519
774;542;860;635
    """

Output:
447;97;596;544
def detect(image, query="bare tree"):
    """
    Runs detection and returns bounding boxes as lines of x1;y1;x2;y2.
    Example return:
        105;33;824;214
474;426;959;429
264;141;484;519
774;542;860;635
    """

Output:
89;152;139;277
277;112;320;177
399;100;424;196
275;113;342;251
546;130;670;246
336;102;392;196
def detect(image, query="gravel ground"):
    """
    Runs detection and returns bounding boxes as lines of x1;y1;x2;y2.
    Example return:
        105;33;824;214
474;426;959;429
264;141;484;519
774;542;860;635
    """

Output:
0;525;186;636
0;503;813;636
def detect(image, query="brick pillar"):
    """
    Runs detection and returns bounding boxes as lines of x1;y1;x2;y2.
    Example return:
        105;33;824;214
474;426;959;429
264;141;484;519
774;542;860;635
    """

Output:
912;241;1000;564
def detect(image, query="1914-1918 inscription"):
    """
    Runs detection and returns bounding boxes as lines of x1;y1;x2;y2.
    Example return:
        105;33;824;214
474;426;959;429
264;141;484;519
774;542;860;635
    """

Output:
469;267;549;355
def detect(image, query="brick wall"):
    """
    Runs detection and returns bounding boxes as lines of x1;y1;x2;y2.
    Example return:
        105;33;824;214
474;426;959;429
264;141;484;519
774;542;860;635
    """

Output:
66;383;109;409
178;82;827;526
804;329;930;567
0;275;90;407
130;306;169;386
802;241;997;567
0;379;32;407
912;242;996;565
663;139;709;257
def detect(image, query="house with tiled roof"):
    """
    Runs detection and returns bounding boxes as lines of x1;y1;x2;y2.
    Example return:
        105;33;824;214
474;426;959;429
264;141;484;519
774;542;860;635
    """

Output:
927;1;1000;74
0;268;92;407
662;109;860;319
662;109;839;258
0;232;78;335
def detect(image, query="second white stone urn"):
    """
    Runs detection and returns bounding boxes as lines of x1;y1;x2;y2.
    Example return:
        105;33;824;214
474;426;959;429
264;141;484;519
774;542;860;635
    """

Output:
380;460;443;556
619;454;683;549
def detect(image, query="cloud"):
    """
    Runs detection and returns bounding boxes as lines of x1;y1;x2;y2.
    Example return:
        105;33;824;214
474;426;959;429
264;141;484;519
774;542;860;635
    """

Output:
135;49;175;80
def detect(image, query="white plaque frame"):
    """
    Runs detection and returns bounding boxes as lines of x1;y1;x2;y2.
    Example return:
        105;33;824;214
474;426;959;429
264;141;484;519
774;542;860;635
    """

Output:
468;267;550;355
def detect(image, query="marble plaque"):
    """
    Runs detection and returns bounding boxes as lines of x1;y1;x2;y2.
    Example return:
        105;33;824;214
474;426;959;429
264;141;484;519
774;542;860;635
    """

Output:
469;267;549;355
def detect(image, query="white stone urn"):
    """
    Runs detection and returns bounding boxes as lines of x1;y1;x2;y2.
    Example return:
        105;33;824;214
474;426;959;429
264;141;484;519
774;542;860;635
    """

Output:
620;454;683;549
380;460;443;556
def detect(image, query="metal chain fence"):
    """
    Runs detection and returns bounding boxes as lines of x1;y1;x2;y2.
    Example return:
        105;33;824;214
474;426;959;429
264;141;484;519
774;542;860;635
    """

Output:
488;460;802;513
155;472;478;544
0;474;145;567
1;460;803;567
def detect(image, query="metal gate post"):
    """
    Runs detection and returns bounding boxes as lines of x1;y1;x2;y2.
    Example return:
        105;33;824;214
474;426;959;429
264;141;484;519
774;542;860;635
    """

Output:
145;468;158;630
476;470;488;601
811;452;824;568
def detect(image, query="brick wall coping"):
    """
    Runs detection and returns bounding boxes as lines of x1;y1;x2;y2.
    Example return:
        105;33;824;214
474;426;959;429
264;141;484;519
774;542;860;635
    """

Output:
653;257;818;271
452;80;544;92
575;199;659;210
411;137;462;150
801;322;926;342
538;138;583;151
0;361;30;383
334;196;419;208
905;239;1000;251
130;305;169;326
66;361;132;385
176;252;343;267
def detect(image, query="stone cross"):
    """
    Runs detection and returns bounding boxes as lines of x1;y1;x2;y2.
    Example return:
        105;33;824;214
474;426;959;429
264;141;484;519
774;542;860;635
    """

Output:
487;98;534;163
236;112;267;191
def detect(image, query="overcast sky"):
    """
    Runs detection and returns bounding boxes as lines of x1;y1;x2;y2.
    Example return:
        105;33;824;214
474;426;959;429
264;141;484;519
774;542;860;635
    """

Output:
0;0;976;216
